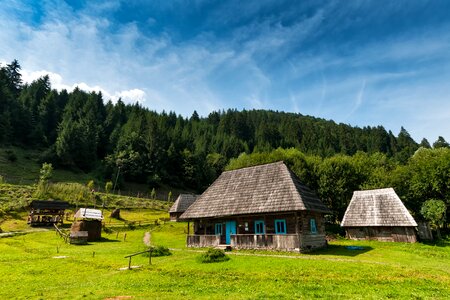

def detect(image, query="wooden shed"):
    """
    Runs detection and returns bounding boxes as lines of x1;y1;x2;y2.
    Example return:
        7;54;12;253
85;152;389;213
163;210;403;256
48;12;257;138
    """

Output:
341;188;417;243
71;208;103;242
169;194;198;221
180;161;331;252
28;200;69;227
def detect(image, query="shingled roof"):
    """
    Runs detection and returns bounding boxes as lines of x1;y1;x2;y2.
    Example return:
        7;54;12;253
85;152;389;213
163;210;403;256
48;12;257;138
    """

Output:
180;161;330;219
30;200;69;210
169;194;198;213
341;188;417;227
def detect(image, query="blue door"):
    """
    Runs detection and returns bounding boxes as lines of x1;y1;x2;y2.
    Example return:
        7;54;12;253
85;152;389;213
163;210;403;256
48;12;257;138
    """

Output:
225;220;237;244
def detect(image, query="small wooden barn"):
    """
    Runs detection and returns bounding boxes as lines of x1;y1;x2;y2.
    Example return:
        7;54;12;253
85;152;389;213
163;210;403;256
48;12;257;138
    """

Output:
341;188;417;243
71;208;103;242
28;200;69;226
169;194;198;221
180;161;331;252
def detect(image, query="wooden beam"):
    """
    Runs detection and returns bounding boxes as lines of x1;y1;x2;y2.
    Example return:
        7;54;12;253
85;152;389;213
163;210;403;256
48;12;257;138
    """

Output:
295;212;302;252
187;221;190;235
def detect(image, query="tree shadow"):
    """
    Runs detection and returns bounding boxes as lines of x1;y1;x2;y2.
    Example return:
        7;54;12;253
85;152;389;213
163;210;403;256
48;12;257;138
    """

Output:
420;239;450;247
98;237;120;243
308;244;373;257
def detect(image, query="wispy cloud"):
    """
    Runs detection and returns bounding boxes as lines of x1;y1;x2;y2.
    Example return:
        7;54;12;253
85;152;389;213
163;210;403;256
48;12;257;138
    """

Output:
344;79;366;121
1;1;450;143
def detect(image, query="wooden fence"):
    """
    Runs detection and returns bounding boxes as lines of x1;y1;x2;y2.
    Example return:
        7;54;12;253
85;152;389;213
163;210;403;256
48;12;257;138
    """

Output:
53;224;68;243
124;249;154;269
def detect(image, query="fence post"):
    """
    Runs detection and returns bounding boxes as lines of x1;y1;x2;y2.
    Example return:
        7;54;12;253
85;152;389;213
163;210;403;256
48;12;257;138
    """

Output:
128;257;132;270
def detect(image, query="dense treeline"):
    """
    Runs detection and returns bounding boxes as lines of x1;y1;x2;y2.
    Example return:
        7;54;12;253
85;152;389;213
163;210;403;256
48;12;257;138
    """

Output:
0;60;449;226
227;148;450;227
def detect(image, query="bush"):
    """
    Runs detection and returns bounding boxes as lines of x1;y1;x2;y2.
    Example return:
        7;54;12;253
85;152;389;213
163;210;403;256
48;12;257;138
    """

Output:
198;248;230;263
142;245;172;257
103;226;113;234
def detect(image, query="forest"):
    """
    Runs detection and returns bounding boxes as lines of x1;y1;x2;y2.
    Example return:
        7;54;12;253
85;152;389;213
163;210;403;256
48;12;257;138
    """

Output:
0;59;448;227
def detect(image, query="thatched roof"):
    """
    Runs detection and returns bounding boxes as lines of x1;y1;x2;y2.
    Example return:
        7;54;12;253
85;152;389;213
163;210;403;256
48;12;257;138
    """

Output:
169;194;198;213
341;188;417;227
180;161;330;219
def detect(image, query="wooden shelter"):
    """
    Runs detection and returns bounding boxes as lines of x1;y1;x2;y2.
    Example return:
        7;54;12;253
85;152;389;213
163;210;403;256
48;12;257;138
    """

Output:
70;208;103;242
28;200;69;226
169;194;198;221
180;161;331;252
341;188;417;243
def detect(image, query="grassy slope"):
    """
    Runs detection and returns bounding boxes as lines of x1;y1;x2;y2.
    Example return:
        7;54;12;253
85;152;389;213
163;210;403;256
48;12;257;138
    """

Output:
0;220;449;300
0;146;192;198
0;147;93;185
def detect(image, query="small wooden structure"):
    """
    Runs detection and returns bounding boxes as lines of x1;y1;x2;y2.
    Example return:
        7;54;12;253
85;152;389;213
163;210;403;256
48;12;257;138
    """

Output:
28;200;69;227
341;188;417;243
180;162;331;252
69;231;88;245
70;208;103;242
169;194;198;221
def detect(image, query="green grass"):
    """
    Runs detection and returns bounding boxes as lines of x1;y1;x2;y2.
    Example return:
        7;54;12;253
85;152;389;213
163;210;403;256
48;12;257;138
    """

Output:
0;221;449;299
0;146;190;199
0;147;94;185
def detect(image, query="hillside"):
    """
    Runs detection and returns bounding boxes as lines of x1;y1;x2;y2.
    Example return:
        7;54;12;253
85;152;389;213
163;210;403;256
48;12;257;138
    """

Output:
0;59;433;193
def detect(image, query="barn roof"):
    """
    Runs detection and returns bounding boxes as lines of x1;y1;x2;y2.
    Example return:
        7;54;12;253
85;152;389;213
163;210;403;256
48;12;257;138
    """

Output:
169;194;198;213
30;200;69;210
341;188;417;227
74;208;103;220
180;161;330;219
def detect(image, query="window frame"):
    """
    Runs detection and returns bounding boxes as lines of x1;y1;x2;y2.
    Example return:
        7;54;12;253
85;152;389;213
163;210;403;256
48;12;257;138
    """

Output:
274;219;287;234
254;220;265;234
215;223;223;235
310;218;317;234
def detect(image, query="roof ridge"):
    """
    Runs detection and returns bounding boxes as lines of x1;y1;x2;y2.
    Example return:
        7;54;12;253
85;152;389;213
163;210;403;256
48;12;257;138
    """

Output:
222;161;285;174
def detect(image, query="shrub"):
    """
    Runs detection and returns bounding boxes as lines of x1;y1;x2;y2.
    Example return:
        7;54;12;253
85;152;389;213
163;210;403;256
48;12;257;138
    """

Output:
142;245;172;257
198;248;230;263
103;226;113;234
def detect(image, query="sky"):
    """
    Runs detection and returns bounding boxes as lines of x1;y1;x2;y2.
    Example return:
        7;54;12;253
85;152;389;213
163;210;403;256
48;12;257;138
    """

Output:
1;0;449;144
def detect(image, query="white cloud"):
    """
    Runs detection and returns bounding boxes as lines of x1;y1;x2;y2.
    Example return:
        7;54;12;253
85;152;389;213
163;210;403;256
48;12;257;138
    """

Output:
21;68;146;104
112;89;146;104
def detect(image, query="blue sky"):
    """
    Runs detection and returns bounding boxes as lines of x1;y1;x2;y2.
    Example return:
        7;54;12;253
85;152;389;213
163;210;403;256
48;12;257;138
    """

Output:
1;0;449;143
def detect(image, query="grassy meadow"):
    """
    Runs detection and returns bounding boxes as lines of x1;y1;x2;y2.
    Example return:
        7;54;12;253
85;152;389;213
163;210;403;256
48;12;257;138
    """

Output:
0;214;449;300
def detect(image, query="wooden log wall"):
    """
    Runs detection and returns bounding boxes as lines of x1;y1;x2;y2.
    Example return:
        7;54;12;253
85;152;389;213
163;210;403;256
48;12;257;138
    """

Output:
345;226;417;243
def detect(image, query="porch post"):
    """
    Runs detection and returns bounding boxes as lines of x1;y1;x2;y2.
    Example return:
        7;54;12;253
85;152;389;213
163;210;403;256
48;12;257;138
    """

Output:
263;215;267;247
187;221;190;235
295;212;302;252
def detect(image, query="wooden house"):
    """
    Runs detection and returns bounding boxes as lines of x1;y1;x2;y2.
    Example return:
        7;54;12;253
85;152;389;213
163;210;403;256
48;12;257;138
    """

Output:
341;188;417;243
28;200;69;226
180;162;331;252
169;194;198;221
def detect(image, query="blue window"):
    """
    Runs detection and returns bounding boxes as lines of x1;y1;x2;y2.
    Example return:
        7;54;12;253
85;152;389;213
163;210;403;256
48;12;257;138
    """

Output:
310;219;317;234
215;223;223;235
255;220;265;234
275;219;287;234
